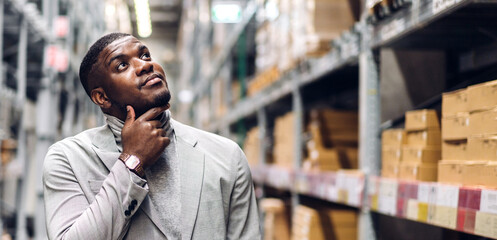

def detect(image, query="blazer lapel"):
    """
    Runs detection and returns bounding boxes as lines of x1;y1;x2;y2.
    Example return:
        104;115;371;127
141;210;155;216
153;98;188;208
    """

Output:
175;122;205;240
90;125;120;171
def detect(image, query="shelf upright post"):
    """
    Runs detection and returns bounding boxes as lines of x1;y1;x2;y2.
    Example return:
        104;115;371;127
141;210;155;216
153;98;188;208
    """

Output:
256;107;267;233
0;0;4;237
358;19;381;240
15;13;29;240
291;71;303;210
33;0;57;237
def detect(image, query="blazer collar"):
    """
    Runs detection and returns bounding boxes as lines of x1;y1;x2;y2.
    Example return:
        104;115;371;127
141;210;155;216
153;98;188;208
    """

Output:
90;121;205;239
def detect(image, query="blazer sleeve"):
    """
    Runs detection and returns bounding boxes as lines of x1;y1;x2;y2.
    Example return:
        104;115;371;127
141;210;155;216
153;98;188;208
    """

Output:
43;143;149;240
226;146;262;240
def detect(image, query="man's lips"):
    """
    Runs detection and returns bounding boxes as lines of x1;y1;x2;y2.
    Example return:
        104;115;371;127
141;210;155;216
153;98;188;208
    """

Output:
142;73;164;87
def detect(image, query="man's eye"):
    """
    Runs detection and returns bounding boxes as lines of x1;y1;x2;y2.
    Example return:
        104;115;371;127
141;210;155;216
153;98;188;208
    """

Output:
141;53;151;60
117;62;127;70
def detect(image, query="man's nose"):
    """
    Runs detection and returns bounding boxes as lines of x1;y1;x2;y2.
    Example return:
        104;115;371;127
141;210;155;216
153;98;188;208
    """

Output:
135;59;153;76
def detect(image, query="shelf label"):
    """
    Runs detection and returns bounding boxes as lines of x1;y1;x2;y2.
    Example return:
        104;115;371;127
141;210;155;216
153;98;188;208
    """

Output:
480;189;497;214
327;186;339;202
378;179;398;215
380;19;406;42
433;205;458;229
418;202;429;222
418;182;436;204
406;199;419;220
475;211;497;239
432;0;460;14
436;184;459;208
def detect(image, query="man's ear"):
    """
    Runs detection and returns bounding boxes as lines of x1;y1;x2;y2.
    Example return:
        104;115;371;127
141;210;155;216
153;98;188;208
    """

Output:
90;87;111;109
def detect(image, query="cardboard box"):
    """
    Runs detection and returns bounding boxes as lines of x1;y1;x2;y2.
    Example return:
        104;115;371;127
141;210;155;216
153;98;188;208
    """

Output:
261;198;290;240
468;135;497;161
382;146;402;163
381;161;399;178
442;114;470;140
467;79;497;113
399;161;438;181
469;109;497;136
402;146;441;163
407;129;441;146
442;88;468;117
309;109;358;129
461;161;488;186
382;129;406;147
482;162;497;189
438;160;464;184
405;109;440;131
442;140;468;160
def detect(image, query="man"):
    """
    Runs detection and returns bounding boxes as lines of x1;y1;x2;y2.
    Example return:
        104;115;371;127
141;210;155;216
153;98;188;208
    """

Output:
43;32;261;240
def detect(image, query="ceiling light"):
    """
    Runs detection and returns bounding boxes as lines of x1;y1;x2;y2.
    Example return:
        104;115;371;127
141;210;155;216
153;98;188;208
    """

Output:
211;2;242;23
134;0;152;38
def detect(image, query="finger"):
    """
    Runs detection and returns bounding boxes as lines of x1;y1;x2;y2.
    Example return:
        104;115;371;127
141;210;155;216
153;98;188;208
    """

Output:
147;120;162;128
124;105;136;125
139;105;169;121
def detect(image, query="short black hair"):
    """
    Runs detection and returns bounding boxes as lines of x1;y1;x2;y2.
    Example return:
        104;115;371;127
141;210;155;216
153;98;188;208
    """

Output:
79;32;131;96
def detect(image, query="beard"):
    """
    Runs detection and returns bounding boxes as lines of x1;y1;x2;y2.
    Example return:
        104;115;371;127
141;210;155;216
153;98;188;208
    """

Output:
147;89;171;110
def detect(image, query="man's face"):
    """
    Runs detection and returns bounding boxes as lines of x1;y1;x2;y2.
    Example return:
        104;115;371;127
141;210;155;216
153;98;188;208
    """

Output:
94;36;171;117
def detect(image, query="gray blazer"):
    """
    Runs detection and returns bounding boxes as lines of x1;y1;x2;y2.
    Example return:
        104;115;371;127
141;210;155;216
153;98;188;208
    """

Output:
43;119;261;240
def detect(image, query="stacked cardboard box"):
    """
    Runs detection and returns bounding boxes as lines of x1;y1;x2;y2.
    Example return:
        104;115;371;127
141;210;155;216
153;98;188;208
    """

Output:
437;80;497;188
303;0;359;56
243;127;261;167
438;89;468;184
292;205;357;240
261;198;291;240
303;109;358;171
381;129;405;178
398;109;441;181
273;112;296;168
464;79;497;188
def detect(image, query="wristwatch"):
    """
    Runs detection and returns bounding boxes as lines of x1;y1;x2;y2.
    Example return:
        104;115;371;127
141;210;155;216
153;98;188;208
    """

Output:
119;153;145;177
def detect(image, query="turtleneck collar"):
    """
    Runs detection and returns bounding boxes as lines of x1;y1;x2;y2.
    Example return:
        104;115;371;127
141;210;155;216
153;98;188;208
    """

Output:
104;109;173;152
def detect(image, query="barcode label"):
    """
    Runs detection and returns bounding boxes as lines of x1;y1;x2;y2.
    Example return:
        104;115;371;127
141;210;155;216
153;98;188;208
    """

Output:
481;189;497;214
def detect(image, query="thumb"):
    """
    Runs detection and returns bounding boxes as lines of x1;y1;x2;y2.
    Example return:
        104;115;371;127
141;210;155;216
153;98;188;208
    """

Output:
124;105;135;124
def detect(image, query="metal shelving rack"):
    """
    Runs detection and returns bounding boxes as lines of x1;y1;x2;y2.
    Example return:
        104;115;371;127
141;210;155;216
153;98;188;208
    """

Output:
0;0;106;239
177;0;497;239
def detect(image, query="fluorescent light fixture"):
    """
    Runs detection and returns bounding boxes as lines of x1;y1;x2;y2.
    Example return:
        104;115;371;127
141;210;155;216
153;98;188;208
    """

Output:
178;90;194;103
265;1;279;21
211;2;242;23
134;0;152;38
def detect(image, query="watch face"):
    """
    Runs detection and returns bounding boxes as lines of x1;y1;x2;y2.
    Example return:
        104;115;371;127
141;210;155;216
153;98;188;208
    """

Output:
126;156;140;169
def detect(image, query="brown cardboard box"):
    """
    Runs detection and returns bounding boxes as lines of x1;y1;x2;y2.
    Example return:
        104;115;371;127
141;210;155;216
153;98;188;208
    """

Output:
382;129;406;147
309;109;358;129
482;162;497;189
402;146;441;163
381;161;399;178
469;109;497;136
407;129;441;146
399;161;438;181
261;198;290;240
442;114;470;140
442;140;468;160
468;135;497;161
382;146;402;163
442;88;468;117
461;161;488;186
438;160;464;184
405;109;440;131
467;79;497;113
